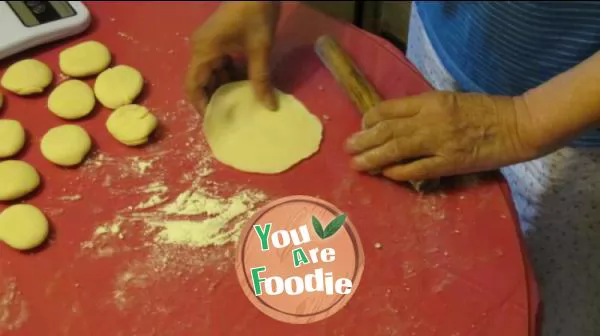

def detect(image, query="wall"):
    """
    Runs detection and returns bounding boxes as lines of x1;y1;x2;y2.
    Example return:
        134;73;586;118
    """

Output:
301;1;413;45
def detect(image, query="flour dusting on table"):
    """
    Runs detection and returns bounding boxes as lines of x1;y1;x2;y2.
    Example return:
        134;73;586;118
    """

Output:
0;278;28;332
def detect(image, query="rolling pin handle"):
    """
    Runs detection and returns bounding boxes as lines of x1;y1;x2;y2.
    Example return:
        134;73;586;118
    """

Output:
314;34;440;193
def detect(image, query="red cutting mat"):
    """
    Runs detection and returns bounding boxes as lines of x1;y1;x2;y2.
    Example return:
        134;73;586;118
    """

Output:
0;2;537;335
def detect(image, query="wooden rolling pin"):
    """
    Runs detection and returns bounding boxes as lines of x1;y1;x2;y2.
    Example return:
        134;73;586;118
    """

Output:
314;35;440;192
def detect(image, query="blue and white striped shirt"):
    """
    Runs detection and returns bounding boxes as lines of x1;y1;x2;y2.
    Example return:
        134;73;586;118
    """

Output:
415;1;600;147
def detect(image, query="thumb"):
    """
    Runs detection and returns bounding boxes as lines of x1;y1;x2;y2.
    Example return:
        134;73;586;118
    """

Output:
248;45;278;110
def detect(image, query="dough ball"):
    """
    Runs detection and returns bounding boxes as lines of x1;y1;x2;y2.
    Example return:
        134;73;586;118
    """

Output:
59;40;111;77
203;80;323;174
0;120;26;158
94;65;143;109
48;80;96;120
0;160;40;201
0;204;49;250
106;104;157;146
41;125;92;166
0;59;53;95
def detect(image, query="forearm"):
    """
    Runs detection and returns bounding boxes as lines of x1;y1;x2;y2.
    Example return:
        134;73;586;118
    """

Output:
520;50;600;152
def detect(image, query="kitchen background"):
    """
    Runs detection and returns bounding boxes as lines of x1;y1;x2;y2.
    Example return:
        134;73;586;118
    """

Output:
303;1;413;52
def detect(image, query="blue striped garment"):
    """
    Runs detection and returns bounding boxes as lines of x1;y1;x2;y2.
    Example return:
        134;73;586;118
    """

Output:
414;1;600;147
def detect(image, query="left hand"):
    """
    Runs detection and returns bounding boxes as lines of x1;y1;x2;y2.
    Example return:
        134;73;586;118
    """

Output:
344;91;540;181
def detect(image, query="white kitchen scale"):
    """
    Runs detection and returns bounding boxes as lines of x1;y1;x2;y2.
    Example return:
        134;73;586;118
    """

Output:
0;1;91;61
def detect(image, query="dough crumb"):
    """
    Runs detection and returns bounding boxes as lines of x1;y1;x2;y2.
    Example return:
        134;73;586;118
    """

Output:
374;242;383;249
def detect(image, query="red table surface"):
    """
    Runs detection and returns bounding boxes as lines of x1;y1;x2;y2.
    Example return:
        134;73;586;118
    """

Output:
0;2;539;335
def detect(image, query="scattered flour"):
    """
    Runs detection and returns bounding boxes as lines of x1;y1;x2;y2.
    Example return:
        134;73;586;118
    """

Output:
58;194;82;202
149;188;267;247
0;278;28;332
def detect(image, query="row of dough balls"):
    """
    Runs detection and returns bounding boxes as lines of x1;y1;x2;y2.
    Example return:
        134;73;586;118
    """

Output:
0;41;159;251
0;41;158;145
0;161;47;250
0;104;158;166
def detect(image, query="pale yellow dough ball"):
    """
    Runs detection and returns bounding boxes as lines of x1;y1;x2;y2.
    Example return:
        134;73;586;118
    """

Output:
0;204;49;250
94;65;143;109
59;40;112;77
106;104;158;146
0;160;40;201
48;80;96;120
41;125;92;166
0;119;26;158
1;59;53;95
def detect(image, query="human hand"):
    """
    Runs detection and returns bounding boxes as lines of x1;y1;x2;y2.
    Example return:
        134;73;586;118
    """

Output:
345;91;541;181
185;1;280;113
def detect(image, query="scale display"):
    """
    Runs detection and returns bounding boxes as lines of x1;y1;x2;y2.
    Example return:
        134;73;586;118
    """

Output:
8;1;76;27
0;1;90;60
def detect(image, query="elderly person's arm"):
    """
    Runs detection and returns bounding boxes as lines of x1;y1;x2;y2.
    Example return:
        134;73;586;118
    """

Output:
522;51;600;153
345;51;600;181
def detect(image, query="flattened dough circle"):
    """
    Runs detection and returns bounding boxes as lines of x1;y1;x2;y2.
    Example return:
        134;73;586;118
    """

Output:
106;104;158;146
203;80;323;174
94;65;143;109
60;40;111;77
0;160;40;201
48;80;96;120
0;204;49;250
41;125;92;166
0;119;26;158
1;59;53;95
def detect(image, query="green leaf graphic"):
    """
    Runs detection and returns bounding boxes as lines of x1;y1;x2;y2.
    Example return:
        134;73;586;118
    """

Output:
323;214;347;239
312;216;325;239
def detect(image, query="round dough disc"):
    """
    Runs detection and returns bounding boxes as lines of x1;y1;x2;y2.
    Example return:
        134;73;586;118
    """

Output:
0;119;26;158
0;160;40;201
48;80;96;120
0;59;53;95
0;204;49;250
41;125;92;166
94;65;143;109
59;40;111;77
106;104;158;146
203;80;323;174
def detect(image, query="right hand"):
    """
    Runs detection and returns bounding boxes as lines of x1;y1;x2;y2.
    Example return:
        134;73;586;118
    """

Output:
185;1;280;113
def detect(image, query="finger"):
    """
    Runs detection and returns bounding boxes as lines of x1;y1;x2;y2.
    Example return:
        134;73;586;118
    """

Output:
350;138;429;172
247;46;277;110
363;95;425;129
186;55;226;113
345;121;394;154
185;57;213;113
381;156;447;181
